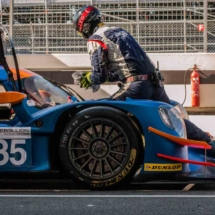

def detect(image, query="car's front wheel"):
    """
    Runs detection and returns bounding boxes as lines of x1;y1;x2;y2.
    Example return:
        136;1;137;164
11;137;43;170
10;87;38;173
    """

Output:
59;106;143;189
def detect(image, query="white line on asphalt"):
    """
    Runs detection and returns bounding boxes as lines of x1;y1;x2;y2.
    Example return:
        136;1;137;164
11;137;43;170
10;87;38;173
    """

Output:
0;195;214;198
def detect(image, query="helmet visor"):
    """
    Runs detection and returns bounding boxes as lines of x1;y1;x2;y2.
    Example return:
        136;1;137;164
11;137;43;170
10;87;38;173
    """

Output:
82;23;90;33
75;23;90;38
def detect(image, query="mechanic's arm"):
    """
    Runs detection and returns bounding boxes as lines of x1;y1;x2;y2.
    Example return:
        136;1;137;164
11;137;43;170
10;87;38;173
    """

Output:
108;70;119;82
87;40;109;85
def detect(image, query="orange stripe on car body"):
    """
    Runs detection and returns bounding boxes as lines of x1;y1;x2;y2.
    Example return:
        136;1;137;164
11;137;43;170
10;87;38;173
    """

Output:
148;126;212;149
0;92;26;105
9;67;36;80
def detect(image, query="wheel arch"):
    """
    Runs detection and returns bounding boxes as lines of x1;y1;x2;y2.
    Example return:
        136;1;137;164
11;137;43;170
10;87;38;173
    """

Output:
58;104;145;188
49;104;144;170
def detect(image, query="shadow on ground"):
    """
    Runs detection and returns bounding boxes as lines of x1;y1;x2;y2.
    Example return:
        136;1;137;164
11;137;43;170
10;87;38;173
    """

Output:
0;179;214;191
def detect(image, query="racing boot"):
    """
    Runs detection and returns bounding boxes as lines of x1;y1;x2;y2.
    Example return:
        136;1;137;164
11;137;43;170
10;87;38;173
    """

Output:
206;132;215;158
207;140;215;158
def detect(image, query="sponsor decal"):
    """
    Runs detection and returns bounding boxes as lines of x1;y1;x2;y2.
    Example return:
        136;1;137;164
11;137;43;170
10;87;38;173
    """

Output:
90;149;136;187
144;163;182;171
0;127;31;166
0;128;31;139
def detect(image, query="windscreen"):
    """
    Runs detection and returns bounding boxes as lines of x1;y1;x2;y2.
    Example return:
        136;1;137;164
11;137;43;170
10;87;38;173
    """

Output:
24;76;68;107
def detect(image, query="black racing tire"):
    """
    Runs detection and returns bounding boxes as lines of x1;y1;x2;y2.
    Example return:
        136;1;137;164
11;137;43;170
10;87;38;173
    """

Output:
59;106;143;189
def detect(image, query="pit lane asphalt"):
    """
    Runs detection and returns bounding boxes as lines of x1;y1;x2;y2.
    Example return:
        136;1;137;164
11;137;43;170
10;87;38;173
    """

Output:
0;181;215;215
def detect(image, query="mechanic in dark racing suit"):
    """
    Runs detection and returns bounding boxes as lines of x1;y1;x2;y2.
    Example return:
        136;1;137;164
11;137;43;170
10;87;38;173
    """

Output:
72;5;215;153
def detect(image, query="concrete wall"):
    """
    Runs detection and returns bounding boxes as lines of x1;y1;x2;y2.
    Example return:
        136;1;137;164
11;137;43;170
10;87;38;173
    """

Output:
6;53;215;71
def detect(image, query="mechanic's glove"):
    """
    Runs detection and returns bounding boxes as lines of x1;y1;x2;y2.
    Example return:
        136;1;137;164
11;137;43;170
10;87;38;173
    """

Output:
80;72;92;89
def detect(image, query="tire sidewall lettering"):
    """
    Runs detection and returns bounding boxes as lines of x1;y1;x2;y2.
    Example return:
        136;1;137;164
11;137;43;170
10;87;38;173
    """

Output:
90;149;137;187
60;115;90;147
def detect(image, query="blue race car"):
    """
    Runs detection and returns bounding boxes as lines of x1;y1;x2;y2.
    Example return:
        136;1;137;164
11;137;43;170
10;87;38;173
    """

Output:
0;25;214;189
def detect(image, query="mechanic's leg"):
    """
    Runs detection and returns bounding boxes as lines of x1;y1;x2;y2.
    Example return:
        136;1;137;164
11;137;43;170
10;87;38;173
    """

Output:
207;140;215;157
184;119;211;143
114;90;132;101
113;83;131;101
184;120;215;157
152;86;171;104
114;80;153;101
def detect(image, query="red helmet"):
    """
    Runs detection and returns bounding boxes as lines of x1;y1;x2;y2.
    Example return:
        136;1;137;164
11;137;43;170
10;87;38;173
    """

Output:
73;5;101;39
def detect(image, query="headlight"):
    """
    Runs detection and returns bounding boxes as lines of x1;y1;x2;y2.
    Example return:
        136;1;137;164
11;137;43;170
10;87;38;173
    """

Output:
158;107;174;128
159;106;187;138
174;104;189;120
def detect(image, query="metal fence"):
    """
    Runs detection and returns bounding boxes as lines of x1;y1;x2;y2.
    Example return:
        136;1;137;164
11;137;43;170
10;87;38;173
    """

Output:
1;0;215;54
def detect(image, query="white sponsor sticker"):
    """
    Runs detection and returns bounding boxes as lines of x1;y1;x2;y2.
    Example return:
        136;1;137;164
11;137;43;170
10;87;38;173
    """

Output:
0;128;31;139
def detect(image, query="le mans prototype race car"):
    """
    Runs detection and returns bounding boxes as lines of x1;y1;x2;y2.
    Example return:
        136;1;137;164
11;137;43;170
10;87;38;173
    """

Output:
0;25;214;189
